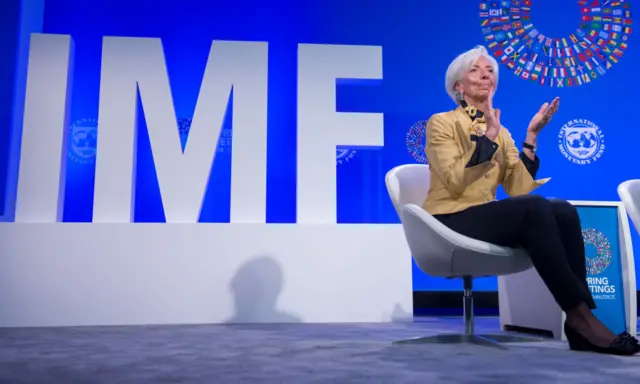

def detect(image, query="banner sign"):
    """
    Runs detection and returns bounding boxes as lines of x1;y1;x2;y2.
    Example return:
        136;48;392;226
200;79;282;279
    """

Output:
577;205;627;334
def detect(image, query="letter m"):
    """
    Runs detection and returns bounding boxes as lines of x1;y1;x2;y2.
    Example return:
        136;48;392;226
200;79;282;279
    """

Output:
93;37;268;223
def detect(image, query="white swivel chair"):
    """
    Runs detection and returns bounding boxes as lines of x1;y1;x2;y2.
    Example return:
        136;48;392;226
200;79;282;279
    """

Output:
619;180;640;234
385;164;542;348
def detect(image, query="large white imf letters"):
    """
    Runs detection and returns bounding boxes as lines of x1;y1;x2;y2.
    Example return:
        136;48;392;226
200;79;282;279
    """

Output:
15;34;73;223
297;45;384;223
15;34;384;223
94;37;269;223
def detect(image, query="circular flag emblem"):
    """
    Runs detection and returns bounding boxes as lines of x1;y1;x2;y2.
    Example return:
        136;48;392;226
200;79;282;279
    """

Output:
406;120;429;164
479;0;632;87
582;228;613;275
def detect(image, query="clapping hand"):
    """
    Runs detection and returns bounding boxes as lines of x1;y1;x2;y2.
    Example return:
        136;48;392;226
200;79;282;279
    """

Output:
527;97;560;135
483;87;500;141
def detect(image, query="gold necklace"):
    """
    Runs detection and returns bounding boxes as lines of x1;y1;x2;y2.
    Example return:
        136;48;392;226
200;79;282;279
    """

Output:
466;105;477;118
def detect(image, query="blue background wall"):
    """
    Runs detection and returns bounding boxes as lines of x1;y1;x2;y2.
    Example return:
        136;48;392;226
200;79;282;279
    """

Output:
0;0;22;216
3;0;638;292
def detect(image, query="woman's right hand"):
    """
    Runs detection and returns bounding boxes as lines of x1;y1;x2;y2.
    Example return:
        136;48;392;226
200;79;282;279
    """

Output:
484;88;500;141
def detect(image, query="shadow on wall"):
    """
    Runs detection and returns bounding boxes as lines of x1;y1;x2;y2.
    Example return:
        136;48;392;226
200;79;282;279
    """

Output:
225;255;302;324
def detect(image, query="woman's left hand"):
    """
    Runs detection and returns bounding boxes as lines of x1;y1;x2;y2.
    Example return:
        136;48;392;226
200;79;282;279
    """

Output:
527;97;560;135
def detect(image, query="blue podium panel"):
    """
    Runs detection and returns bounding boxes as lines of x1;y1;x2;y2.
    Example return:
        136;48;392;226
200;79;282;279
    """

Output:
577;205;629;334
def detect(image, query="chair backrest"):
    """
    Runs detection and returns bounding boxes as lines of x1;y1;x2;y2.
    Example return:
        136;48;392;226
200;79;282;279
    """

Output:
385;164;431;219
618;180;640;235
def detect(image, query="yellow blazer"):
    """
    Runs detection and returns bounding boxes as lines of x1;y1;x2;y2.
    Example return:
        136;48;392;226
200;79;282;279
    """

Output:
422;106;550;216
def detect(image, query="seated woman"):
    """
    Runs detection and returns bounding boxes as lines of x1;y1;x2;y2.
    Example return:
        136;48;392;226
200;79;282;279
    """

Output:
423;45;639;355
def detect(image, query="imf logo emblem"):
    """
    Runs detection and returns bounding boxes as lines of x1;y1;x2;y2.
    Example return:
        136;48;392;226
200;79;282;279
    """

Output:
68;118;97;165
336;147;356;165
178;117;232;153
558;119;605;165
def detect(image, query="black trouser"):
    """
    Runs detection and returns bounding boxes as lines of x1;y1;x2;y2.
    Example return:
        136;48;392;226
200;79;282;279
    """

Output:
434;194;596;311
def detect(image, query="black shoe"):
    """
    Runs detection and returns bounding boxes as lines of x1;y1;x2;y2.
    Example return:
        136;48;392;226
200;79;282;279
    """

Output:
618;331;639;345
564;323;640;356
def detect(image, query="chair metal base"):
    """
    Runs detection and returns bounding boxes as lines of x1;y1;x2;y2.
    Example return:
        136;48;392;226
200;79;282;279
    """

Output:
393;333;546;349
394;276;547;349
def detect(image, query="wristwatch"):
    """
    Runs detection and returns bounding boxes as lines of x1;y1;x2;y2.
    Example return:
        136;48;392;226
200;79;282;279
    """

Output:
522;142;537;152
